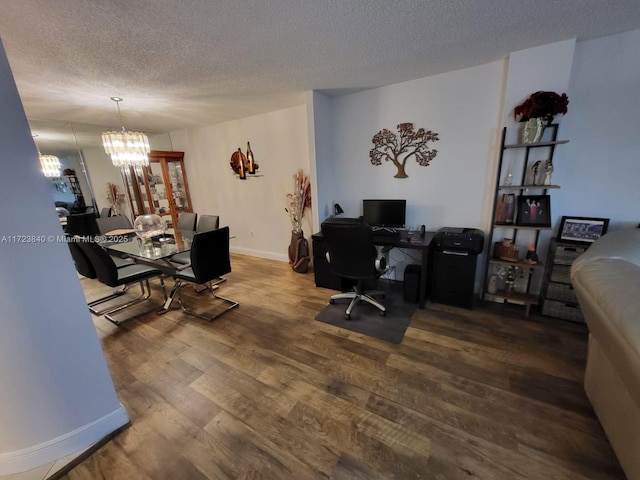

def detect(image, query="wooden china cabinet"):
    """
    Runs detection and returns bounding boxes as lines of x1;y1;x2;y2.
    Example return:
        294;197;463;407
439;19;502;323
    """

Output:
122;150;193;229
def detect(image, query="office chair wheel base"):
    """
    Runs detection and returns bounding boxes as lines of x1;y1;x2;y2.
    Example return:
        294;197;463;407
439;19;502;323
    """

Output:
345;313;351;320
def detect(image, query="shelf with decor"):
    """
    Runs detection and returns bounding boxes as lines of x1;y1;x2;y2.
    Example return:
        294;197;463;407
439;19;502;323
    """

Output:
482;123;569;316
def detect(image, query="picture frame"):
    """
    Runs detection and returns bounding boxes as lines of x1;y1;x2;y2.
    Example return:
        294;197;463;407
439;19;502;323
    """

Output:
557;216;610;244
516;195;551;227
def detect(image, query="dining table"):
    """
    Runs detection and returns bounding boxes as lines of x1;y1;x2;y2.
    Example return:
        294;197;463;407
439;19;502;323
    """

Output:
102;229;196;314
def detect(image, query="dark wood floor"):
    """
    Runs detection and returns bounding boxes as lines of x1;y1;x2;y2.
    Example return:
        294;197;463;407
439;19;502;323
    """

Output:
61;253;624;479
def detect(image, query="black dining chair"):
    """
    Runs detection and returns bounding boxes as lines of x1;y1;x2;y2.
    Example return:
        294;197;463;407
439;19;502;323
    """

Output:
67;238;134;306
170;214;220;266
66;212;100;237
78;238;165;325
171;226;238;321
321;217;387;319
177;212;197;232
96;215;133;234
196;214;220;233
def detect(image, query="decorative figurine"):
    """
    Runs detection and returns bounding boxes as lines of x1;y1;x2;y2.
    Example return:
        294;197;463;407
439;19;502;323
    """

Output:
523;244;539;264
529;160;541;185
542;160;554;185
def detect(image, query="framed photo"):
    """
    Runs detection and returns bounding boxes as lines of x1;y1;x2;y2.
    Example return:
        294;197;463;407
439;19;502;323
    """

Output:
557;216;610;244
517;195;551;227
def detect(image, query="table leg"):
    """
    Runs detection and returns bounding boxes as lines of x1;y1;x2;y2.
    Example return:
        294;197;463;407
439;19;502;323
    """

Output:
157;281;180;314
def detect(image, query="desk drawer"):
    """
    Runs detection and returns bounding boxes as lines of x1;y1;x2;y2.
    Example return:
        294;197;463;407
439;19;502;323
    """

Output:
542;299;584;323
554;244;587;265
550;265;571;284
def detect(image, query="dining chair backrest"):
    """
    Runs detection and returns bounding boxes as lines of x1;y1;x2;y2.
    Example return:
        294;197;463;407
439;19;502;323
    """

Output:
196;215;220;232
78;238;119;286
66;213;100;236
67;239;97;279
177;212;197;232
96;215;133;234
189;226;231;283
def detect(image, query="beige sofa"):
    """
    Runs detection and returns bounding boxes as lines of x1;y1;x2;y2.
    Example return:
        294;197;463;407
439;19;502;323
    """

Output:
571;229;640;480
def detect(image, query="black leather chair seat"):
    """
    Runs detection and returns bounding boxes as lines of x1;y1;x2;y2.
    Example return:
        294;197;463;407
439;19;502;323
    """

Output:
78;237;165;325
114;264;163;286
167;226;238;321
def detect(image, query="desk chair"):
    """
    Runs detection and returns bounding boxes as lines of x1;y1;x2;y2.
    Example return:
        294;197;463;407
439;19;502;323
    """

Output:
321;217;387;319
78;239;165;325
100;207;112;218
177;212;197;232
171;226;238;322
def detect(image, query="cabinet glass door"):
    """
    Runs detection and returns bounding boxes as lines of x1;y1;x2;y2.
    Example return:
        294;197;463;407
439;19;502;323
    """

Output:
166;160;190;212
121;167;150;218
145;162;172;226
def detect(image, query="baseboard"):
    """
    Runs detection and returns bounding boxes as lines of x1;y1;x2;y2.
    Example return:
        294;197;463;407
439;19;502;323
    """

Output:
230;246;288;263
0;405;129;476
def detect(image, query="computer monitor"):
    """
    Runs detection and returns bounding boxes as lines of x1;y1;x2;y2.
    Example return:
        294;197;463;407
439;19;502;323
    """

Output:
362;199;406;229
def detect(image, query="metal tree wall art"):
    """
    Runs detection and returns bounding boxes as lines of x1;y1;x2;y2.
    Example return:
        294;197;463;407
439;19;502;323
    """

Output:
369;123;439;178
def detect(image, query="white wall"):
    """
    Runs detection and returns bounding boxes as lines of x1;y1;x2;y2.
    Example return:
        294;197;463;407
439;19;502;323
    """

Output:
555;29;640;231
82;146;127;215
326;60;505;232
170;104;312;261
308;90;336;231
318;60;505;280
169;32;639;285
0;40;128;476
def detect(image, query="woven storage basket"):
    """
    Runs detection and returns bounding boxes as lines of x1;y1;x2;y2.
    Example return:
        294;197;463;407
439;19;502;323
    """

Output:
493;240;519;262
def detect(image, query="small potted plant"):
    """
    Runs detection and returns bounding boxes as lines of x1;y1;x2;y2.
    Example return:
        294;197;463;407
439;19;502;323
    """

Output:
514;91;569;143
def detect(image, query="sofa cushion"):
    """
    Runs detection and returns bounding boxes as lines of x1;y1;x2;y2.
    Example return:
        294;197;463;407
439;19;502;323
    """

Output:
572;257;640;409
572;229;640;274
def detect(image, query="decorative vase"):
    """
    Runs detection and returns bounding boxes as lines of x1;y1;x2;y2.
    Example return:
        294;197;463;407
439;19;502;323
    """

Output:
487;275;498;294
133;214;165;239
522;118;544;144
288;230;310;273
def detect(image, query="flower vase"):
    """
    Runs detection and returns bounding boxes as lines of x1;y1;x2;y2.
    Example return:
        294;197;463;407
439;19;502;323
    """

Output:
522;118;544;144
288;230;310;273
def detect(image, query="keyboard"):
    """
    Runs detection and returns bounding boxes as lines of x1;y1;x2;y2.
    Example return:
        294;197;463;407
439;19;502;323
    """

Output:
373;227;401;237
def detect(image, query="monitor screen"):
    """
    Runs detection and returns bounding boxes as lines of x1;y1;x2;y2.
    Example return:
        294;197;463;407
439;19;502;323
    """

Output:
362;199;406;228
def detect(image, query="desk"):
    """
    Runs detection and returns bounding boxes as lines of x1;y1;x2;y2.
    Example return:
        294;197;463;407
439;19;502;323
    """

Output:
312;230;434;309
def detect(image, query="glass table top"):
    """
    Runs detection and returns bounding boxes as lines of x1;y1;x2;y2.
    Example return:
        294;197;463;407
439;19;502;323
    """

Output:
103;229;194;261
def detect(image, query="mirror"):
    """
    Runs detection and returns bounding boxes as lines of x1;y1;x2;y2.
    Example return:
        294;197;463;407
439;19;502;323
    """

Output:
29;118;172;219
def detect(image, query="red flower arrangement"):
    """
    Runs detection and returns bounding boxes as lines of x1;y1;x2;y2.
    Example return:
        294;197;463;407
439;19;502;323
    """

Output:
514;91;569;124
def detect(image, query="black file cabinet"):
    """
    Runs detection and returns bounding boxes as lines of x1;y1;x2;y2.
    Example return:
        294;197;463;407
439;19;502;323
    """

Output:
429;251;478;309
428;228;484;310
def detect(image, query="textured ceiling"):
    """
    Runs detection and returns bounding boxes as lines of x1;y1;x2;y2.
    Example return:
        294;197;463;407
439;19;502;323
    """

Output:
1;0;639;139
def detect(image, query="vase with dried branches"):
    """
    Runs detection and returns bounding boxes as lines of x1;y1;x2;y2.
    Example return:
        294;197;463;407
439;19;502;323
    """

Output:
105;182;125;216
285;169;311;272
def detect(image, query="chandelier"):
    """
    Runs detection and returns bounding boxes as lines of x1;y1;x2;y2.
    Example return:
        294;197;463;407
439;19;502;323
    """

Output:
33;135;61;177
102;97;150;169
40;153;62;177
